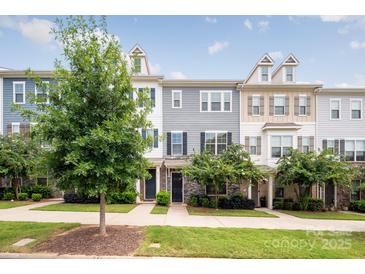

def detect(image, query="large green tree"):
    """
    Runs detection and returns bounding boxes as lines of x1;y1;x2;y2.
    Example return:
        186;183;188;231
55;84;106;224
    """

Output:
23;16;152;235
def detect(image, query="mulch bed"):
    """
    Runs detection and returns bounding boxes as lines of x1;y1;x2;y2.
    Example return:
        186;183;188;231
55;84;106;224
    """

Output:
35;225;145;256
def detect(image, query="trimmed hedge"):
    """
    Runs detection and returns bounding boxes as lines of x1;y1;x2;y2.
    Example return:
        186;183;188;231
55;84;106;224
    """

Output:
18;193;29;201
107;191;138;204
21;185;52;199
31;193;42;202
273;197;323;211
189;194;255;210
63;193;99;204
3;192;15;201
349;200;365;213
156;191;170;206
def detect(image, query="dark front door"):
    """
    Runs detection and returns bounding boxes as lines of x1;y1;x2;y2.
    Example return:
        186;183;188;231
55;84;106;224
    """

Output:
145;169;156;200
172;172;183;203
325;182;335;207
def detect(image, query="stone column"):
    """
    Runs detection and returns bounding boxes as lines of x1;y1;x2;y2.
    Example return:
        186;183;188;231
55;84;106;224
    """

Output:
248;180;252;199
268;175;273;209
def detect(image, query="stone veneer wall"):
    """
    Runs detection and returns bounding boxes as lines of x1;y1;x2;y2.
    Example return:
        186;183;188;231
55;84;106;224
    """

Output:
337;187;351;209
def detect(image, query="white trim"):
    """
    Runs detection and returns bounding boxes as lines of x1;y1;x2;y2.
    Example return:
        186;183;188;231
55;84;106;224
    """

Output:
171;131;183;156
13;81;25;104
35;81;50;104
350;98;362;120
171;90;182;109
11;122;20;135
170;171;184;203
200;90;232;112
330;98;341;120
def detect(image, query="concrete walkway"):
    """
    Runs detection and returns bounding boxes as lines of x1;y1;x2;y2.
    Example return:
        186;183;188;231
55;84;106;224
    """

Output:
1;201;365;232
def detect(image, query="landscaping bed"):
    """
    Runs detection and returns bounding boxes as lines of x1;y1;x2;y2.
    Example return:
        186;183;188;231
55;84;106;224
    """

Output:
279;210;365;221
150;205;169;214
187;207;277;217
31;203;136;213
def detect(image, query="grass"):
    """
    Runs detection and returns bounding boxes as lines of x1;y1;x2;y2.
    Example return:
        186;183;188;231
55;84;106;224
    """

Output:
0;221;80;253
150;205;169;214
137;226;365;259
31;203;136;213
187;206;277;218
0;201;32;209
280;210;365;221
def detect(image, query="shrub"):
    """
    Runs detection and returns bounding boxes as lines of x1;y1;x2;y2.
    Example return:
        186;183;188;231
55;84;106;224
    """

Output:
218;196;230;209
241;198;255;210
283;199;294;210
31;193;42;202
209;199;217;208
63;193;99;203
230;194;245;209
273;198;284;210
292;202;301;211
201;197;211;208
307;198;324;211
156;191;170;206
18;193;28;201
349;200;365;213
32;185;52;199
189;195;199;207
121;191;138;204
3;192;15;201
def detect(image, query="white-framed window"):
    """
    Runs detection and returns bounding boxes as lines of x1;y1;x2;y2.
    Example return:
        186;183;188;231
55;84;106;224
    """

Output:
249;136;257;155
299;95;307;116
350;99;362;120
35;81;50;104
252;95;260;116
172;90;182;108
271;136;292;158
302;137;310;153
285;66;294;82
13;81;25;104
274;95;285;116
327;139;335;154
345;140;365;162
205;131;227;155
351;180;361;201
132;57;141;73
200;91;232;112
330;98;341;120
260;66;269;82
11;122;20;135
171;132;183;156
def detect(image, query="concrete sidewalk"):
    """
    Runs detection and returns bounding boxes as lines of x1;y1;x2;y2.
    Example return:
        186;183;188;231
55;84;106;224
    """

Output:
1;201;365;232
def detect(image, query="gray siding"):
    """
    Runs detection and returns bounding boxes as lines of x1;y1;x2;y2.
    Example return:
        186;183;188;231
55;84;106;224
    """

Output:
316;93;365;150
163;87;240;156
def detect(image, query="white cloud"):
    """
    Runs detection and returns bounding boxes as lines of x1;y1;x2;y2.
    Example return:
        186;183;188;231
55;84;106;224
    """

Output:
205;17;217;24
258;20;270;32
268;51;283;61
170;71;187;80
208;41;229;55
149;63;161;74
319;16;365;34
244;19;253;30
350;40;365;49
0;16;54;45
319;16;348;22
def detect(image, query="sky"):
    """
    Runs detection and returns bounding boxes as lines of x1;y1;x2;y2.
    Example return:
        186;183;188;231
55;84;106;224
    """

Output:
0;15;365;87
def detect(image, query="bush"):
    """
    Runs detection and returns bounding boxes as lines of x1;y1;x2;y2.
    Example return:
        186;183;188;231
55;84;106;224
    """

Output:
218;196;230;209
121;191;138;204
230;194;244;209
292;202;301;211
156;191;170;206
349;200;365;213
209;199;217;208
201;197;211;208
307;198;324;211
3;192;15;201
273;198;284;210
283;199;294;210
18;193;28;201
63;193;99;203
31;193;42;202
189;195;199;207
32;185;52;199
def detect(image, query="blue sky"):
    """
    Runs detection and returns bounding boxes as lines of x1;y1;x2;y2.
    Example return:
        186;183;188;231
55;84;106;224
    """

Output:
0;15;365;87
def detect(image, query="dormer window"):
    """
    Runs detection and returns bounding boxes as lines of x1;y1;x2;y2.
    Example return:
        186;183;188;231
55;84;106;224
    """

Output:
133;57;142;73
261;66;269;82
286;67;294;82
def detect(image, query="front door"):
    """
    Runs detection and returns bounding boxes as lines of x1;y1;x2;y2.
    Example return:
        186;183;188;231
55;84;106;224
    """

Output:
325;182;335;208
172;172;183;203
145;169;156;200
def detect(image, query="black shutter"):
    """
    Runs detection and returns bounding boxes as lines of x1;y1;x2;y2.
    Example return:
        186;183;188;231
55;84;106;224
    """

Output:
183;132;188;155
322;139;327;150
340;139;345;159
142;129;146;140
335;140;339;154
227;132;232;145
200;132;205;153
167;132;171;155
153;129;158;148
150;88;155;108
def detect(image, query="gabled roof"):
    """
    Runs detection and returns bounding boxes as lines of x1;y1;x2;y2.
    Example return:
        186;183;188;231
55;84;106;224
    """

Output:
244;53;274;84
128;44;147;56
272;53;299;78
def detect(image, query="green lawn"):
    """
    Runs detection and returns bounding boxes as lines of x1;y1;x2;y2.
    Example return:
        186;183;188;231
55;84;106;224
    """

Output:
280;210;365;221
0;221;80;253
31;203;136;213
150;205;169;214
137;226;365;259
0;201;32;209
187;207;277;218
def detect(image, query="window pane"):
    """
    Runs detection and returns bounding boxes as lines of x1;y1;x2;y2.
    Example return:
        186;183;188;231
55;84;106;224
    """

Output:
331;110;339;119
224;93;231;111
217;133;227;144
352;110;361;119
15;83;23;93
252;96;260;106
250;146;257;155
250;137;257;146
302;137;310;146
205;144;215;154
331;100;339;110
300;106;306;115
12;124;20;134
345;140;355;161
275;96;285;106
352;101;361;110
217;144;226;154
299;96;306;107
172;144;182;155
253;106;260;115
327;140;335;148
202;102;208;111
201;93;208;111
211;92;221;111
271;136;281;147
282;136;292;147
172;132;182;144
272;147;281;158
356;140;365;161
15;93;24;103
205;133;215;144
174;100;180;108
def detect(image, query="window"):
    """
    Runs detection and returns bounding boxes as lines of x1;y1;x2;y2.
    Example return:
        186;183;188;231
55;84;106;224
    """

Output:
142;129;155;148
137;87;155;108
252;95;260;115
205;132;227;155
274;95;285;115
206;183;227;195
275;187;284;198
261;66;269;82
286;66;294;82
35;81;49;104
345;140;355;161
330;99;340;119
172;90;182;108
327;139;335;154
12;123;20;135
249;136;257;155
351;99;362;120
200;91;231;112
343;140;365;162
299;95;307;116
271;136;292;158
132;57;141;73
351;180;361;201
13;82;25;104
302;137;310;153
171;132;183;155
356;140;365;161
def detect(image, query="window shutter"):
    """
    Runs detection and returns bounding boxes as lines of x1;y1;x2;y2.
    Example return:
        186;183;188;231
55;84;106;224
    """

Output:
306;96;311;116
335;139;339;154
309;136;314;152
138;88;143;107
339;139;345;159
285;95;289;115
150;88;156;108
297;136;303;152
322;139;327;150
129;90;134;99
200;132;205;153
7;124;12;136
248;96;252;116
141;129;146;140
167;132;171;155
269;96;274;115
257;136;261;155
260;96;264;115
227;132;232;145
153;129;158;148
183;132;188;155
245;136;250;152
294;96;299;116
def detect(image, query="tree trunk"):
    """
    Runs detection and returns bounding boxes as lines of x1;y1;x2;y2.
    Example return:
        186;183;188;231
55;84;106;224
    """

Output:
99;192;106;236
13;178;21;200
